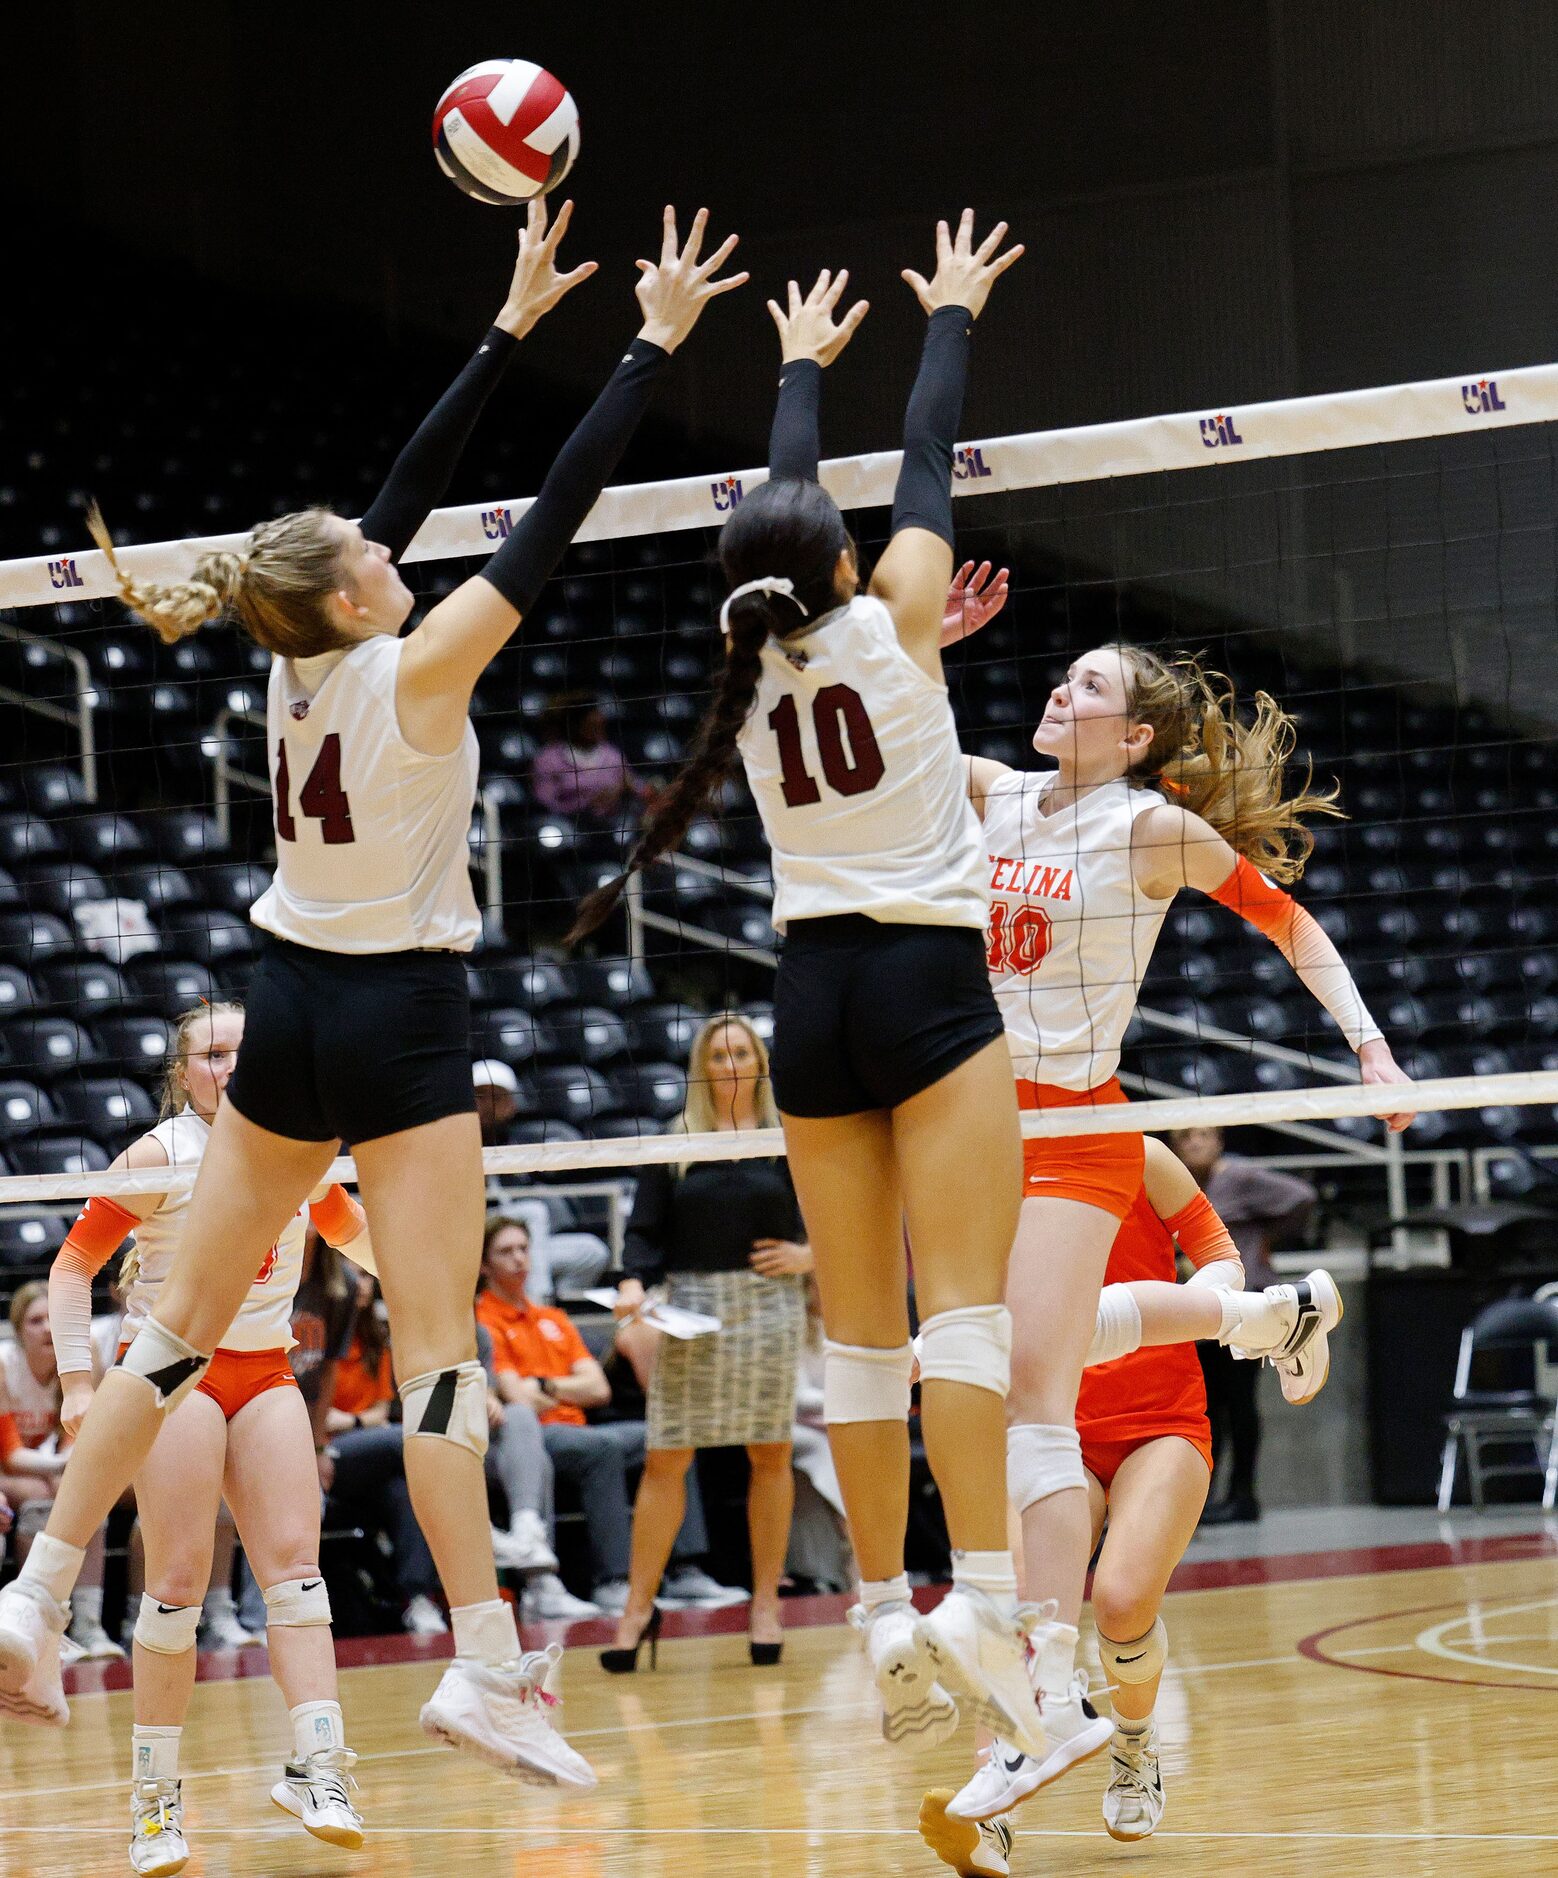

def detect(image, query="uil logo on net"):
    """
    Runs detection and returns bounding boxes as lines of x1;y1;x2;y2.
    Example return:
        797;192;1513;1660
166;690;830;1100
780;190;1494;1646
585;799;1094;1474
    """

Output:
1199;413;1245;448
48;557;84;590
481;506;513;540
1461;378;1506;415
953;444;993;480
711;475;744;513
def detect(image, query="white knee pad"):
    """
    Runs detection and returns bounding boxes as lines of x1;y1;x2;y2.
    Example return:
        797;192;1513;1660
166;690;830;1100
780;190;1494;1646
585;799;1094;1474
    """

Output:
120;1317;212;1414
132;1594;201;1656
1098;1616;1167;1687
263;1577;333;1628
1007;1422;1085;1512
917;1304;1011;1398
1088;1286;1144;1369
822;1340;914;1425
400;1361;490;1457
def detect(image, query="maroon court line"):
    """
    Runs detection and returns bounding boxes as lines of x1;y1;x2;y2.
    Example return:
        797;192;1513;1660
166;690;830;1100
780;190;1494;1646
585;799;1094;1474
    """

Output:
1297;1594;1558;1693
59;1528;1558;1699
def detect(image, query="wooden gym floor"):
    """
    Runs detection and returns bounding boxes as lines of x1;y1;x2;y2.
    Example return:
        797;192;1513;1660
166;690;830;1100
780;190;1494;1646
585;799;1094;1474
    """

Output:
5;1527;1553;1877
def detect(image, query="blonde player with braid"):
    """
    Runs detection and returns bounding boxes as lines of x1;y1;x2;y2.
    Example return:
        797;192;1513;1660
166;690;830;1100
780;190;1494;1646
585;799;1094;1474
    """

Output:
932;642;1411;1832
48;1003;373;1874
0;200;745;1786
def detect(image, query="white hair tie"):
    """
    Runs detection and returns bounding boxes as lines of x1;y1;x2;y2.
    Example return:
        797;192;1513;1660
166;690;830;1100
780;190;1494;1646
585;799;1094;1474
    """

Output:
719;576;810;637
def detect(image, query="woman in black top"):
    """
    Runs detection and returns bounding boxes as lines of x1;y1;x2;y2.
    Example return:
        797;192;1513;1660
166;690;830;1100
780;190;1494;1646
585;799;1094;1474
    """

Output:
606;1014;811;1667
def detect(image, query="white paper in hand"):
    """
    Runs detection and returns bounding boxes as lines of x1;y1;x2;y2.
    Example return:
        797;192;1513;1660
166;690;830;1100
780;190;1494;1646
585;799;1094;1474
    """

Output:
583;1289;722;1339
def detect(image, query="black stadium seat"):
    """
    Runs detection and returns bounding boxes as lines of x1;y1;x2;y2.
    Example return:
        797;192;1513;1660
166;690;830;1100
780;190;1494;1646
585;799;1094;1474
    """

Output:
0;1212;68;1270
549;1006;631;1067
55;1078;158;1143
201;862;272;920
5;1017;98;1079
0;912;76;967
0;1081;58;1140
533;1065;620;1128
612;1061;687;1121
573;957;657;1011
628;1003;703;1064
472;1006;558;1071
157;907;257;966
123;957;219;1019
113;863;201;914
0;966;37;1017
16;860;108;918
0;816;65;867
9;1133;112;1177
39;958;131;1013
59;812;150;866
93;1013;172;1079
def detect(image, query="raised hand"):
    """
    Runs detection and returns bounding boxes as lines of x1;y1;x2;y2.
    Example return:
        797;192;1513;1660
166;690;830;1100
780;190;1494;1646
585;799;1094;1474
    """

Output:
495;197;599;339
941;560;1010;647
635;206;749;354
1359;1037;1414;1134
766;269;870;367
902;208;1024;322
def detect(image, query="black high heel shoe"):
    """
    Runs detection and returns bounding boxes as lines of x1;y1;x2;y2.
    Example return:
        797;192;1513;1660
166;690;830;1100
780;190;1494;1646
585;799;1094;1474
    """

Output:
600;1604;662;1675
748;1637;783;1667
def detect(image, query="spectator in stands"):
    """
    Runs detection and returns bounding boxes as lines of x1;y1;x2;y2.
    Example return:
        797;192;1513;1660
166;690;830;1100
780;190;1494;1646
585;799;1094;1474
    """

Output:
607;1014;811;1669
478;1214;736;1622
531;694;648;827
0;1283;117;1657
473;1061;611;1299
1169;1126;1319;1525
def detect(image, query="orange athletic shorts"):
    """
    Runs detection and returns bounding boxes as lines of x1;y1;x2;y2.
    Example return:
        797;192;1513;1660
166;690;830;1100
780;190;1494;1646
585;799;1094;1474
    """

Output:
1082;1428;1215;1491
1016;1077;1144;1220
118;1343;298;1423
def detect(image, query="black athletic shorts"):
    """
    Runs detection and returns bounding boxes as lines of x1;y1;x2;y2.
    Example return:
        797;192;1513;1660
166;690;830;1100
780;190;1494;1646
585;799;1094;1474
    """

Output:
770;914;1006;1119
226;936;476;1146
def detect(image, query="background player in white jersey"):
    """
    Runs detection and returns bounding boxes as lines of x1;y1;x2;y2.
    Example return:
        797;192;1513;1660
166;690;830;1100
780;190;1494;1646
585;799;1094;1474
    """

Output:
0;199;745;1785
571;221;1071;1760
48;1002;372;1874
938;640;1411;1825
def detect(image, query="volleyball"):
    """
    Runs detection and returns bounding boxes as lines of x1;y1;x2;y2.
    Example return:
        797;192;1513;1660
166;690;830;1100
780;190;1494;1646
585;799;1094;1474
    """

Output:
432;60;580;205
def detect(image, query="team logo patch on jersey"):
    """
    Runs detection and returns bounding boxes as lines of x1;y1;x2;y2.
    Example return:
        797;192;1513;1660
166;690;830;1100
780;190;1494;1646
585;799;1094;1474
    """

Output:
290;700;310;720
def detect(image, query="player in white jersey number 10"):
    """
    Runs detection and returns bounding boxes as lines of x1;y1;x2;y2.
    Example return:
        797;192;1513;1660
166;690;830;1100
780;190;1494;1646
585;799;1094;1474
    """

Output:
0;198;746;1792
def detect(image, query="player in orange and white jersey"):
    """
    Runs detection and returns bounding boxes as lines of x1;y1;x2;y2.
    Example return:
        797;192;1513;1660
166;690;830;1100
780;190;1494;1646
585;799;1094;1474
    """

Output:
923;630;1410;1836
48;1002;374;1874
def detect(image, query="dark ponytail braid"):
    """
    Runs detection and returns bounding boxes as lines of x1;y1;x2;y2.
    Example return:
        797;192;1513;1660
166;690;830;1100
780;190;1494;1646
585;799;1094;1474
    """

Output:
567;476;854;945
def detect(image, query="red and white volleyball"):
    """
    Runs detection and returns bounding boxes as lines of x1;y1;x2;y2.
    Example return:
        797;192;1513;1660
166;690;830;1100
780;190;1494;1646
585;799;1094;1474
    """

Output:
432;60;580;205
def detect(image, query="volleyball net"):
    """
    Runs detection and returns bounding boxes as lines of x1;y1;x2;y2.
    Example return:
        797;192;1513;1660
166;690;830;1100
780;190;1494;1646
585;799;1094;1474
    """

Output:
0;359;1555;1248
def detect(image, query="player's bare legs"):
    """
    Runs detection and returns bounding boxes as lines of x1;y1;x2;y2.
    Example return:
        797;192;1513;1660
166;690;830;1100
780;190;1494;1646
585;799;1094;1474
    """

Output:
34;1107;333;1555
131;1394;227;1728
352;1113;495;1610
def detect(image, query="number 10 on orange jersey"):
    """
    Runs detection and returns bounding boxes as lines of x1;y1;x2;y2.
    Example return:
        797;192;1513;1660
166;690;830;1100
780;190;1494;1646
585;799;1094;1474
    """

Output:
987;901;1052;974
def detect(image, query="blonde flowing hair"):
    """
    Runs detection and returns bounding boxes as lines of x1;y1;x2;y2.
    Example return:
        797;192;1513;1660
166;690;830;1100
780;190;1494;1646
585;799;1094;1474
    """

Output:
121;1000;244;1291
670;1013;779;1173
1115;646;1343;885
86;502;356;659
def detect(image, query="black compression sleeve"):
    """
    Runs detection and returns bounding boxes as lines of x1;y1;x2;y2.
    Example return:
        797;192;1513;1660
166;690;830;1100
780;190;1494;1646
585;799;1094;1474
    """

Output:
767;359;823;481
360;326;517;563
479;337;670;618
889;306;972;546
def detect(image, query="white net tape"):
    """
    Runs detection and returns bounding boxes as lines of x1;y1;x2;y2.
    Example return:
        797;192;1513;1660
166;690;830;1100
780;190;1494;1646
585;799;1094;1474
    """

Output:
0;1071;1550;1206
2;361;1552;606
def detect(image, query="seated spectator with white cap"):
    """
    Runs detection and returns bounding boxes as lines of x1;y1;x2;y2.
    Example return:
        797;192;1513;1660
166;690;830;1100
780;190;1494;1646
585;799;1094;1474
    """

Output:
472;1060;610;1302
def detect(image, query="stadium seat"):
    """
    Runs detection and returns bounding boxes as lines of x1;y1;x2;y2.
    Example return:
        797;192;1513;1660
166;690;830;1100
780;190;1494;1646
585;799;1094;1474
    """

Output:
200;862;272;920
0;967;37;1017
0;1080;58;1139
145;809;231;867
16;860;108;918
0;912;77;966
59;812;150;866
534;1065;621;1127
573;957;657;1011
9;1133;112;1176
472;1006;559;1071
123;957;220;1019
19;766;94;818
5;1017;98;1079
55;1078;158;1144
0;1212;69;1271
39;958;131;1013
704;902;779;954
549;1005;631;1067
612;1061;687;1121
0;816;66;866
500;1118;586;1149
158;906;257;966
112;863;201;913
628;1002;704;1064
93;1013;172;1079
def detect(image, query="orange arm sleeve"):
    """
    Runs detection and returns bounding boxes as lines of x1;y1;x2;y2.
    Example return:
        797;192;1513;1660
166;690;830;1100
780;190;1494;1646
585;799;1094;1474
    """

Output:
309;1185;366;1246
61;1196;140;1271
1162;1191;1240;1270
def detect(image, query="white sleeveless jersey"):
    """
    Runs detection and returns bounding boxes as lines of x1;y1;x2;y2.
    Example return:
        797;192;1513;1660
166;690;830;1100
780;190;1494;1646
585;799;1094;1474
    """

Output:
0;1339;60;1450
982;771;1172;1090
249;634;482;954
736;594;986;932
124;1110;304;1353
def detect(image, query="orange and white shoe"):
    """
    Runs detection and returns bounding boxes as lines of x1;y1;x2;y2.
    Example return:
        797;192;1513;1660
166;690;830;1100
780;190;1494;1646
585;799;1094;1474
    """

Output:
919;1789;1013;1875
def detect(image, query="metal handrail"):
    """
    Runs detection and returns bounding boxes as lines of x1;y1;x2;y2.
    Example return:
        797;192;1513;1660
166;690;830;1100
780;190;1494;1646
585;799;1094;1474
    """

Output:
0;621;97;800
208;704;268;841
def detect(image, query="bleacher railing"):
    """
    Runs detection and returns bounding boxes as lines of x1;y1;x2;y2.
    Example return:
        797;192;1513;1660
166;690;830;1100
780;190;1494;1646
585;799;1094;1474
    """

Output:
0;622;97;801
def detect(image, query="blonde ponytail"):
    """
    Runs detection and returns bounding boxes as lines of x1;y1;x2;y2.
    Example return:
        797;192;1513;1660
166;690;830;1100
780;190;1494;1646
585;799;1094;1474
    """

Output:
86;502;354;660
1117;647;1342;885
